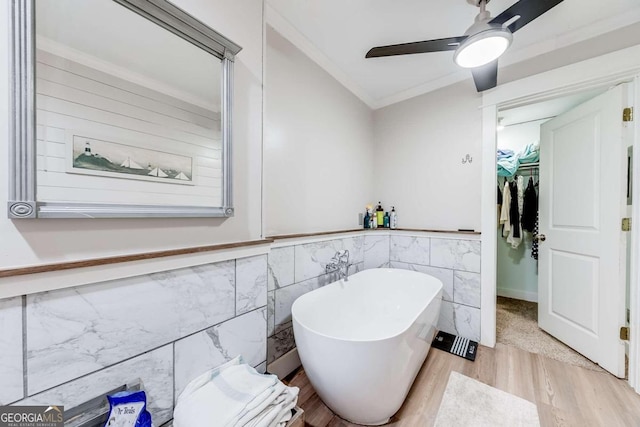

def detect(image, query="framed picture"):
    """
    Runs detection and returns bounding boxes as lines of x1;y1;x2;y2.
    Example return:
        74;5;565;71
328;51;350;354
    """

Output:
67;132;196;186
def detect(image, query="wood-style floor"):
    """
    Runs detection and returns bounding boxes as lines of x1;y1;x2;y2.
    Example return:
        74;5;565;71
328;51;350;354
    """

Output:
286;343;640;427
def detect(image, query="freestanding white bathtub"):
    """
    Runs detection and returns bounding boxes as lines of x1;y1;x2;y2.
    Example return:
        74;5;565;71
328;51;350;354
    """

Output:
291;268;443;425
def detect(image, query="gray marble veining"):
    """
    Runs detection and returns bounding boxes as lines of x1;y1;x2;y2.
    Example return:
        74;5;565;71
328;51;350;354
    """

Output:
364;234;390;269
174;308;267;399
268;247;295;291
454;271;481;308
267;326;296;364
438;301;481;342
267;291;275;337
430;239;481;273
389;262;454;302
390;235;430;265
236;255;267;315
294;236;363;283
27;260;236;394
274;274;326;330
0;297;23;404
15;345;174;426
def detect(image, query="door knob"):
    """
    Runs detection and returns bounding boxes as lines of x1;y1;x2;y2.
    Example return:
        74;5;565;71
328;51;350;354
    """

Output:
534;234;546;242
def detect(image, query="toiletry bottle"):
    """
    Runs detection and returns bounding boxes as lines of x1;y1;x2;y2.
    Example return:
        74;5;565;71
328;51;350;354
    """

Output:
390;206;397;229
383;212;390;228
364;209;370;229
372;209;378;228
376;202;384;226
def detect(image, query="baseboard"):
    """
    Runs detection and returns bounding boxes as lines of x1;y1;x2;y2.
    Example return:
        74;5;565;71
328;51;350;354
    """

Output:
497;287;538;303
267;348;301;379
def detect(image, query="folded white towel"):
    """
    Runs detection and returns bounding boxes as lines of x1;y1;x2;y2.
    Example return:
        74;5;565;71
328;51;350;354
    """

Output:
173;356;299;427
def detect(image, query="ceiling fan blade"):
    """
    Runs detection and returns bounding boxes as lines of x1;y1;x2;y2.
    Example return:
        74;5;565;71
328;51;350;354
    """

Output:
471;60;498;92
490;0;565;33
365;36;467;58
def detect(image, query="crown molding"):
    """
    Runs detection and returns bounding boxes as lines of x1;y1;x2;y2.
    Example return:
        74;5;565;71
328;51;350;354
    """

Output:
265;4;376;109
266;3;640;110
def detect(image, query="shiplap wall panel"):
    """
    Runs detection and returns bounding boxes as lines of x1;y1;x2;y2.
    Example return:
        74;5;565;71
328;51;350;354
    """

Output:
38;80;216;140
38;50;217;119
38;61;219;131
34;50;223;207
36;95;215;148
38;187;222;206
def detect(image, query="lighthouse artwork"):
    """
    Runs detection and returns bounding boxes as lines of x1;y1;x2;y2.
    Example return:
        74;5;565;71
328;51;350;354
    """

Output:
71;135;194;185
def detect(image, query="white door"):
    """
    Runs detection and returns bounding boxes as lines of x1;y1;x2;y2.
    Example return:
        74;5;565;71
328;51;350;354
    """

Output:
538;84;629;377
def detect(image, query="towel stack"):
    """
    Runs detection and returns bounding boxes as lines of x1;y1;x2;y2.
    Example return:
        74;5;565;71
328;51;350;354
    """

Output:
173;357;299;427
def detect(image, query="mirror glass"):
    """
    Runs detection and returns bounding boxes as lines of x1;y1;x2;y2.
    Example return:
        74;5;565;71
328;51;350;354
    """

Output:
35;0;223;208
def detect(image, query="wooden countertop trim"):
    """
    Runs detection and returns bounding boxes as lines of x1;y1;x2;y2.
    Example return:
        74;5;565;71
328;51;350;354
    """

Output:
268;228;481;240
0;239;274;279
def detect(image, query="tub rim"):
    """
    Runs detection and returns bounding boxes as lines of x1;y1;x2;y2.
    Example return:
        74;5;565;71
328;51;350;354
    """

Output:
291;268;443;343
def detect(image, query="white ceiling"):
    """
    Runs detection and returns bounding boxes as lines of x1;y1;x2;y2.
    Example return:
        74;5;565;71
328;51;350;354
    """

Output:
267;0;640;109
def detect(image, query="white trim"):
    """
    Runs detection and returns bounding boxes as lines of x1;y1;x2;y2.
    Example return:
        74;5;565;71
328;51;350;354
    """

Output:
376;10;640;109
480;104;498;348
497;288;538;303
481;44;640;390
270;229;481;249
374;70;471;109
267;348;301;379
493;9;640;72
630;76;640;393
0;244;271;300
264;4;376;109
265;4;640;110
482;44;640;108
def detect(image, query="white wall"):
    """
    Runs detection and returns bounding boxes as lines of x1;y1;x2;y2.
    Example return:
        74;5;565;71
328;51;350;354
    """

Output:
497;120;546;153
264;26;375;236
0;0;264;274
371;24;640;233
373;81;483;231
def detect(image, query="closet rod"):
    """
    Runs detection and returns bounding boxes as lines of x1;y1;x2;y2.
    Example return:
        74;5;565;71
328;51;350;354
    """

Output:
517;162;539;171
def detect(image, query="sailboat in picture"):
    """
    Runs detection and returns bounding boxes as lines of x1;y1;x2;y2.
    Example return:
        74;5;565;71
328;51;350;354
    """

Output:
120;157;144;169
174;171;190;181
148;167;169;178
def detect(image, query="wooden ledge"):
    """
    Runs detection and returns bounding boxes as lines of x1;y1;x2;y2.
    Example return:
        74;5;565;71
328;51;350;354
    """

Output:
0;239;273;279
268;228;480;240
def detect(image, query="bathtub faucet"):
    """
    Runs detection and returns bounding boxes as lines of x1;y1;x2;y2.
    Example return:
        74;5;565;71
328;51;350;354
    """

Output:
325;250;353;281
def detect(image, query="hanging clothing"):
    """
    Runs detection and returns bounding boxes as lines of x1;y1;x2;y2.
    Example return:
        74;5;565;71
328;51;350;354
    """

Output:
509;181;521;239
532;211;539;260
500;181;511;237
507;181;523;248
521;178;538;232
517;175;524;220
497;185;503;227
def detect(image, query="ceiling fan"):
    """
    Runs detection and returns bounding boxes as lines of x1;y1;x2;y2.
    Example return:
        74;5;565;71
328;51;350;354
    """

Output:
365;0;565;92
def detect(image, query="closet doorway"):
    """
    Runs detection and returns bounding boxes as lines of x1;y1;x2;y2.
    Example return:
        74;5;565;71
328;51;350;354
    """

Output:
495;85;633;377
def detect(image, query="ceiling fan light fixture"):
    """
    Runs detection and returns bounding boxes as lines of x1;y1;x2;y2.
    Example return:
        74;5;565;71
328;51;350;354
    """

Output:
453;27;512;68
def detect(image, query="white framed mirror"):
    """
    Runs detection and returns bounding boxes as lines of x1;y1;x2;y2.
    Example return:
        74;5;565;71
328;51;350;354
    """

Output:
8;0;241;218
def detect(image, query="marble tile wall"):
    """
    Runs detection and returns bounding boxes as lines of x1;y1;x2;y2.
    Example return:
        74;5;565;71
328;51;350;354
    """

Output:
267;236;368;365
265;232;482;365
0;297;23;405
0;254;268;424
0;231;482;421
390;236;482;341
